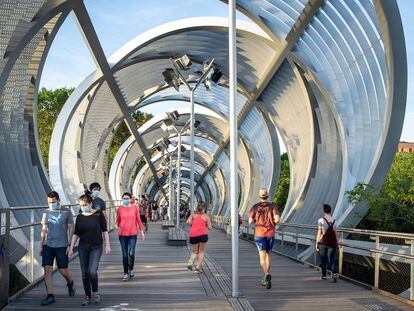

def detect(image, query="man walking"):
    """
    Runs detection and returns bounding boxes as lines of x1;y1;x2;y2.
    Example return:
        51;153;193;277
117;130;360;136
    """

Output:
39;191;76;305
248;188;280;289
89;182;107;221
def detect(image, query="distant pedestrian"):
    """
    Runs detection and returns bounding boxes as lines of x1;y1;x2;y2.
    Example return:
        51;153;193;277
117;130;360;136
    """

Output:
316;203;339;282
89;182;107;223
68;192;111;306
248;188;280;289
115;192;145;281
39;191;76;306
186;202;212;274
139;195;148;232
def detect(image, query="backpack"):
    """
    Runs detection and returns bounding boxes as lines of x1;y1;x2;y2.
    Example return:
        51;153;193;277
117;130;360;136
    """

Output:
320;217;337;248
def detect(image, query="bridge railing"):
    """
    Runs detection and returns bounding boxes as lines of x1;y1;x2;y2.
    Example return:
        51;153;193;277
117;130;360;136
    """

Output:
211;215;414;303
2;199;123;305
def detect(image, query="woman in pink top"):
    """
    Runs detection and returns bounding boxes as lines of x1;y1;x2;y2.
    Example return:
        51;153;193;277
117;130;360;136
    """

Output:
186;202;212;274
115;192;145;281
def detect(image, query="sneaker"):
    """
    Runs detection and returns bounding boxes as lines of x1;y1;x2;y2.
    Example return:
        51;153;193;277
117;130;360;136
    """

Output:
123;273;129;281
187;259;193;271
321;275;327;280
332;273;338;283
194;267;202;274
264;273;272;290
67;281;76;296
81;296;91;306
41;295;55;306
129;270;134;278
93;292;102;304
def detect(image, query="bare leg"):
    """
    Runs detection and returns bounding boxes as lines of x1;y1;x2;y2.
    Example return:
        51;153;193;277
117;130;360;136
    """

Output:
59;268;73;284
265;252;271;274
44;265;53;295
196;242;207;269
190;244;199;262
258;251;268;275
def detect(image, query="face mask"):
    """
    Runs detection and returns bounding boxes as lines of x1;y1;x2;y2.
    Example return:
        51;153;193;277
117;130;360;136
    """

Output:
81;206;90;213
92;190;100;198
49;202;58;211
123;199;131;206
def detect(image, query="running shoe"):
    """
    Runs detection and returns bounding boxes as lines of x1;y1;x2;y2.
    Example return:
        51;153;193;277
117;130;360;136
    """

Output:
187;259;193;271
93;292;102;304
320;275;327;280
81;296;91;306
129;270;134;278
194;267;202;274
123;273;129;281
41;295;55;306
332;273;338;283
264;273;272;290
67;281;76;296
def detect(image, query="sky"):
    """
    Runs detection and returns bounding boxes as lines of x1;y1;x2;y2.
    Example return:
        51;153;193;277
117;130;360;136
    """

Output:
40;0;414;147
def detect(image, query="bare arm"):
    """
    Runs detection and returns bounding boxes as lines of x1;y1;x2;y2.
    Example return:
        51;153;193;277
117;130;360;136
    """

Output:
316;227;323;251
39;214;47;256
206;215;212;230
248;217;254;225
67;234;78;260
273;214;280;224
186;214;193;226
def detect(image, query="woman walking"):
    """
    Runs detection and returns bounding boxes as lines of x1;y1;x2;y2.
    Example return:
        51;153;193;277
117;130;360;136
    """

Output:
68;192;111;306
186;202;212;273
115;192;145;281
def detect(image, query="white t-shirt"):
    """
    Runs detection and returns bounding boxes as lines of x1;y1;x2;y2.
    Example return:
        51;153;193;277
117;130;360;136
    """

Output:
317;216;337;234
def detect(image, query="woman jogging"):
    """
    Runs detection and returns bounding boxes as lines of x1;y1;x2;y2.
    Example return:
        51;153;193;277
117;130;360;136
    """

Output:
115;192;145;281
68;192;111;306
186;202;212;273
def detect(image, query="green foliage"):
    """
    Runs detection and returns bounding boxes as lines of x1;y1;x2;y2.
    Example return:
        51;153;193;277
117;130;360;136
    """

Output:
37;87;152;174
37;87;74;170
273;152;290;213
108;112;153;169
345;152;414;232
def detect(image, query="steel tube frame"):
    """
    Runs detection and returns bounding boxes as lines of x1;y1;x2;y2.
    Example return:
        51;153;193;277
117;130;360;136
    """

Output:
229;0;239;298
176;132;182;227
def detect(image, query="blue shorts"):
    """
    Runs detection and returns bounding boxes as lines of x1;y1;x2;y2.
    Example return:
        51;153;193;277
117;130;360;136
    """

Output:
42;245;69;269
255;237;275;253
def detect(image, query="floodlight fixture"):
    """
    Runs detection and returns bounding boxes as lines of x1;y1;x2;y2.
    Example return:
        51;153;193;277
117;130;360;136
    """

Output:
174;54;192;71
210;68;223;84
162;68;181;91
194;120;201;129
204;78;212;92
166;110;180;122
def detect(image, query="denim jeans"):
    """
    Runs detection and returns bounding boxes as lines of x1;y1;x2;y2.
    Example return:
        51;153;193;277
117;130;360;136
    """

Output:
119;235;137;274
78;243;103;297
318;244;338;277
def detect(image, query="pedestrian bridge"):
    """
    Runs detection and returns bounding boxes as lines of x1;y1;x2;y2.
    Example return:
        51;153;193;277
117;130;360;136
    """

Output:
5;222;414;311
0;0;411;310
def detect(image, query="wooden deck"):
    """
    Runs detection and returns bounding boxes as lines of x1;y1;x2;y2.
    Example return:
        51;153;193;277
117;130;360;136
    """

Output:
5;223;414;310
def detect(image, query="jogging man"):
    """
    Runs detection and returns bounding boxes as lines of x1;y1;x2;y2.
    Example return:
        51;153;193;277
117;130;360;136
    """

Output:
39;191;76;305
316;203;339;282
248;188;280;289
89;182;107;220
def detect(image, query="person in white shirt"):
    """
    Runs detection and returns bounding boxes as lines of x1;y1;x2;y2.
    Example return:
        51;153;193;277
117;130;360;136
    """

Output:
316;204;339;282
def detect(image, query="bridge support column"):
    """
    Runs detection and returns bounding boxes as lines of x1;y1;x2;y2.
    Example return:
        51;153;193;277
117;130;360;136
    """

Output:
0;209;10;309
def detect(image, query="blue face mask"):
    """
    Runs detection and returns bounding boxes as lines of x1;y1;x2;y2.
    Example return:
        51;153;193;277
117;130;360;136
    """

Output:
92;190;100;198
81;206;90;213
49;202;58;211
123;199;131;206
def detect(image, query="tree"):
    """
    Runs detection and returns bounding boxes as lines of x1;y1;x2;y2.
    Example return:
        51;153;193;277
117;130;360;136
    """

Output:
37;87;74;170
273;152;290;213
345;152;414;232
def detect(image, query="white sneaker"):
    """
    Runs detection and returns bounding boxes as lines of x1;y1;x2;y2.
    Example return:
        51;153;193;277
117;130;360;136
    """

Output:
129;270;134;278
123;274;129;281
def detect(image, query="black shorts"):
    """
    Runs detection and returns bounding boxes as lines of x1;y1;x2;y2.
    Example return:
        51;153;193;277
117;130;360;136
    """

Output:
189;234;208;244
42;245;69;268
140;215;147;223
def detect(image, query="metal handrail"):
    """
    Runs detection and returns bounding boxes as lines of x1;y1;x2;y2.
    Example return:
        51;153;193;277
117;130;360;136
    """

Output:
211;215;414;301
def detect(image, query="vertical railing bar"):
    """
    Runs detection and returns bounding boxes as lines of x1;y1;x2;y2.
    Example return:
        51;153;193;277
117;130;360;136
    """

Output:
30;209;34;282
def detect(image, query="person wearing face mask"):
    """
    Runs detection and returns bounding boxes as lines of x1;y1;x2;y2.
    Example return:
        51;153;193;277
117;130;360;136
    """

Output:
68;192;111;306
39;191;76;306
89;182;107;222
115;192;145;281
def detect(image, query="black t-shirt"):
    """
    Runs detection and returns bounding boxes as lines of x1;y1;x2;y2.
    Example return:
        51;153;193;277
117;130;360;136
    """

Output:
74;211;107;245
92;197;106;212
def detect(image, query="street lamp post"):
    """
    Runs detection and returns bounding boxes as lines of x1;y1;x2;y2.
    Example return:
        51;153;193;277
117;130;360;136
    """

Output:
176;131;182;227
168;152;174;221
170;59;215;211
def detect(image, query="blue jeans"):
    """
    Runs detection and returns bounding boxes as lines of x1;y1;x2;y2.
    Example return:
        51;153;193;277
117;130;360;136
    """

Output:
78;243;103;297
119;235;137;274
318;244;338;277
